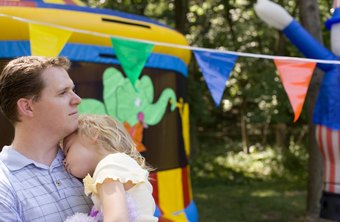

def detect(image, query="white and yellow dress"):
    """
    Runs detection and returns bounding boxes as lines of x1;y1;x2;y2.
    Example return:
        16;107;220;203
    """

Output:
83;153;158;222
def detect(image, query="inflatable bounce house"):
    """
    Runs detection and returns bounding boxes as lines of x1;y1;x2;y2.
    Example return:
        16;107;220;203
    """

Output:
0;0;198;221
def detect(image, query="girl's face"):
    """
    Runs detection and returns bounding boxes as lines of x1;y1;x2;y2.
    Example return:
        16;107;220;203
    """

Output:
63;133;102;179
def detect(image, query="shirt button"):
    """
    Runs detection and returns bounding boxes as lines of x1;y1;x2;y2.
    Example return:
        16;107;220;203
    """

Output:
56;180;62;186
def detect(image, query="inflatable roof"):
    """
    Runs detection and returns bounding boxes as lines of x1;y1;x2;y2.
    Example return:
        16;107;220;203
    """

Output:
0;2;198;221
0;0;191;75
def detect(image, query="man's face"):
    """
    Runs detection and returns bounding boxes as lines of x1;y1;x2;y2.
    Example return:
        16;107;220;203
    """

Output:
31;67;81;138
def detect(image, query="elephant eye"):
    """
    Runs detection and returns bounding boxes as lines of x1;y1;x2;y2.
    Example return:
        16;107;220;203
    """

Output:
135;98;142;107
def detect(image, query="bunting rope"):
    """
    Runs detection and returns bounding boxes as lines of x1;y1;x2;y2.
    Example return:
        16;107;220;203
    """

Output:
1;12;340;65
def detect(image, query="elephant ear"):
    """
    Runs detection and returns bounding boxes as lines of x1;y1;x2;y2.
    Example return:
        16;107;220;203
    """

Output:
78;99;107;115
137;75;154;103
103;67;126;118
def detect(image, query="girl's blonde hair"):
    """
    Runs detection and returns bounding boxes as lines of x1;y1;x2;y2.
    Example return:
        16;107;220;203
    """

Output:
77;114;151;171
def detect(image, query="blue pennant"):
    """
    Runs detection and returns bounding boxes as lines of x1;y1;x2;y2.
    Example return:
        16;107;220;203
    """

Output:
193;51;238;107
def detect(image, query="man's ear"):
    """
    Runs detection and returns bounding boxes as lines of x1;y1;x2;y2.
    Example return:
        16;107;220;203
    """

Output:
17;98;33;118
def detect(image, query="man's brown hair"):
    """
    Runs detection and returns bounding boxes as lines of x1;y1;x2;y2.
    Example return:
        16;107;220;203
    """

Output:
0;56;71;124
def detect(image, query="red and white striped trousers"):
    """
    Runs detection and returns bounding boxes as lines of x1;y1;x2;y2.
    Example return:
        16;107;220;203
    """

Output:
316;125;340;193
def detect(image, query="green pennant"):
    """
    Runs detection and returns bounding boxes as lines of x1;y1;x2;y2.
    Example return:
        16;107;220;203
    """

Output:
110;37;154;86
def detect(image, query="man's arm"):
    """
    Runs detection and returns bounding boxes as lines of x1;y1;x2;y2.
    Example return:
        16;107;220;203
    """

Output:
0;201;23;222
0;176;23;221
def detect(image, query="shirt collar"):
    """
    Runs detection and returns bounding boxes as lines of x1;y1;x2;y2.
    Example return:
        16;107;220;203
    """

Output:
0;146;64;171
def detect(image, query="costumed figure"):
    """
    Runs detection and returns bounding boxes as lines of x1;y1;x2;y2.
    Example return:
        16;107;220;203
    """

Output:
254;0;340;220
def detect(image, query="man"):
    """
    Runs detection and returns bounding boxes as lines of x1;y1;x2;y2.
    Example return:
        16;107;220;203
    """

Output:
0;56;92;221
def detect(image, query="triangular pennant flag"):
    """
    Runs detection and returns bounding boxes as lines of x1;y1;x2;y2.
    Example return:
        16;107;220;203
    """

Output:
29;23;72;57
194;51;238;107
110;38;154;86
274;59;316;122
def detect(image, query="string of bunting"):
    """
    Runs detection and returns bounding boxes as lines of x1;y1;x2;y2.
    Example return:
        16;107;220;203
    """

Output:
1;13;338;122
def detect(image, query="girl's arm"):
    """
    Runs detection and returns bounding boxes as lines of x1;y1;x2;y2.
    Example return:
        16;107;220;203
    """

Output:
98;178;129;222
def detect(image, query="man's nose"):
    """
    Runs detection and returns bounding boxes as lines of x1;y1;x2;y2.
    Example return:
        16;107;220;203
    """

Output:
71;91;82;105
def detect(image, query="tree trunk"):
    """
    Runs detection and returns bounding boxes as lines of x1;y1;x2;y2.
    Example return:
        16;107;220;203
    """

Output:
261;114;271;146
275;123;287;153
298;0;324;218
241;111;249;154
174;0;188;34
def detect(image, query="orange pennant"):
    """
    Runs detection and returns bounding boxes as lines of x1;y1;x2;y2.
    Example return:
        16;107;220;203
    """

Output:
274;59;316;122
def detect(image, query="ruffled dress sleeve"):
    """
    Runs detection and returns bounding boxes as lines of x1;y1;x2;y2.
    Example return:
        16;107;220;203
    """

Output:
83;153;149;196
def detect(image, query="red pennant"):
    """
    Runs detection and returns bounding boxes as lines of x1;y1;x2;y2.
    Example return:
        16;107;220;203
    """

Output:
274;59;316;122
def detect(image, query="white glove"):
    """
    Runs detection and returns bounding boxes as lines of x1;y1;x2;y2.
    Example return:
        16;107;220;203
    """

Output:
254;0;293;30
331;23;340;55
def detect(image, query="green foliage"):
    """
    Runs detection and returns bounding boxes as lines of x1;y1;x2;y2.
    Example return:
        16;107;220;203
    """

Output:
183;0;312;137
281;140;308;180
86;0;149;15
191;136;308;186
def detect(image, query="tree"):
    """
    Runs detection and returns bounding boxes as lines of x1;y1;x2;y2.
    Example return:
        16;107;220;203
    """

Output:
298;0;324;218
174;0;188;34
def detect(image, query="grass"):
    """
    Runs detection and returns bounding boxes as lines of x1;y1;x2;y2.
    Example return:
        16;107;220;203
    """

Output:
192;180;306;222
189;138;310;221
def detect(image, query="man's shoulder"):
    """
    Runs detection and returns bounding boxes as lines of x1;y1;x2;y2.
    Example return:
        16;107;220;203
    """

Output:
0;160;11;181
0;160;14;194
0;147;9;167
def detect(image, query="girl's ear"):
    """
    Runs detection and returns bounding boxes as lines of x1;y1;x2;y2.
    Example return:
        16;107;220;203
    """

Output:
17;98;33;119
89;132;99;144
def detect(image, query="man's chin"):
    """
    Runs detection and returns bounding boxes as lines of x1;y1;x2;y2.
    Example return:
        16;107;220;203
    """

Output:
64;124;78;136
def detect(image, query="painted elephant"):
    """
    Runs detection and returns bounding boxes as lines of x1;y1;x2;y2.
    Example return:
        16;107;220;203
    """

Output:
78;67;177;151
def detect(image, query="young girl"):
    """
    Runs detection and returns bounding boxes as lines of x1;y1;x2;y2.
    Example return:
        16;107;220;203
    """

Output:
62;114;157;222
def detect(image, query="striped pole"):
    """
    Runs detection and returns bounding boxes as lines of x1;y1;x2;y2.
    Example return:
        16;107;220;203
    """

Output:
316;125;340;193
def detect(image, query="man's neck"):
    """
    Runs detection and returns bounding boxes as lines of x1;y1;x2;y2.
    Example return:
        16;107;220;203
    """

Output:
11;125;60;166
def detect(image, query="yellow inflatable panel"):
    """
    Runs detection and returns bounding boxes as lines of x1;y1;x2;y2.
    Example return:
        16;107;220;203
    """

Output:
0;6;191;64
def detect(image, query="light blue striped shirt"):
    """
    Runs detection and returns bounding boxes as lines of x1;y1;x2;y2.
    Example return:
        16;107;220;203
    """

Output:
0;146;93;221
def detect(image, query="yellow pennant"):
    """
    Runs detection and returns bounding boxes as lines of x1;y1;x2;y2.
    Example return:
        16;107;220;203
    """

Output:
177;98;191;157
29;23;72;57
